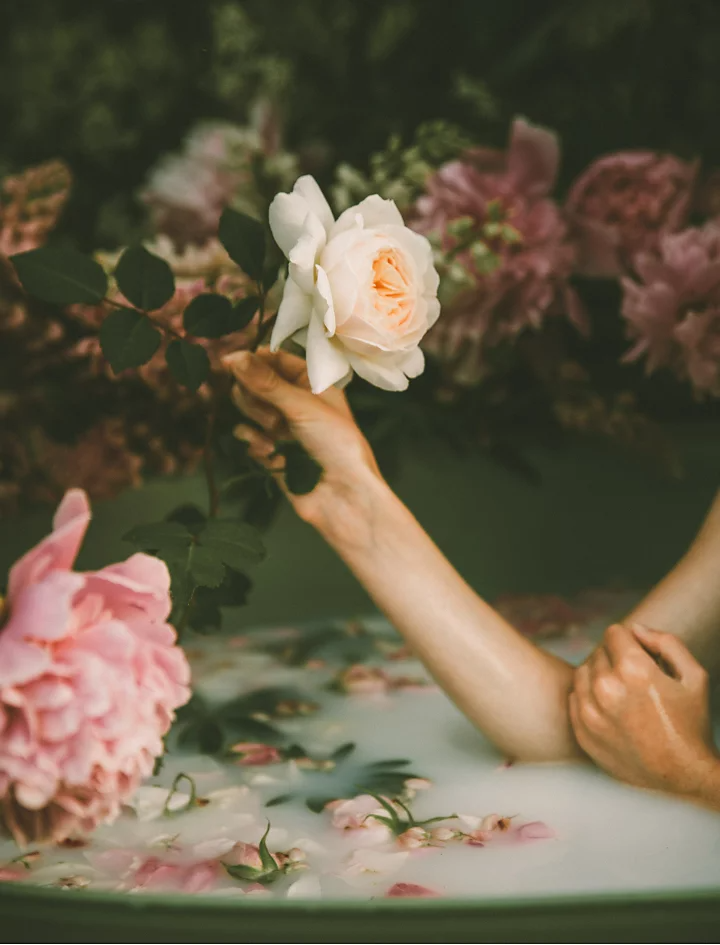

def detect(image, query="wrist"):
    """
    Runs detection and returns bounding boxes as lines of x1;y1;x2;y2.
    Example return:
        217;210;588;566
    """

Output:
309;467;399;553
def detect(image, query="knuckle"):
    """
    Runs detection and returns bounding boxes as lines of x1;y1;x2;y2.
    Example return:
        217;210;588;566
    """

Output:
618;654;648;683
578;698;604;730
593;672;623;709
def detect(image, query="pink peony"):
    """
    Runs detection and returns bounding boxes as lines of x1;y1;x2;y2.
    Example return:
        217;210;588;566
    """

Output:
0;489;191;845
413;117;583;384
621;222;720;396
566;152;698;277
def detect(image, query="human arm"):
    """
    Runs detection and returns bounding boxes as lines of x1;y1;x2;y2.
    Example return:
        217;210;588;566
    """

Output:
570;622;720;808
224;349;578;762
621;491;720;676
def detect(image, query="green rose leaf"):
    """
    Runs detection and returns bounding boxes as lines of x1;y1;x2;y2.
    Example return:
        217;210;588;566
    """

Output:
124;520;193;553
275;442;323;495
218;208;265;282
229;295;260;331
11;246;108;305
166;338;211;392
99;307;163;374
200;519;266;569
114;245;175;312
183;293;234;338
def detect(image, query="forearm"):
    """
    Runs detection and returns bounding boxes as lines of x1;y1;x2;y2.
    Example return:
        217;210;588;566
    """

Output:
625;490;720;675
315;474;579;762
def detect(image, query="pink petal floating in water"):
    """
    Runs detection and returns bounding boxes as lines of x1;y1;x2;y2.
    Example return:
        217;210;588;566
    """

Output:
514;821;555;841
385;882;439;898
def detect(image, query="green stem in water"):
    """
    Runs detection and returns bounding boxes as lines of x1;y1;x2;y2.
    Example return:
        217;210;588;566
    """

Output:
162;772;198;817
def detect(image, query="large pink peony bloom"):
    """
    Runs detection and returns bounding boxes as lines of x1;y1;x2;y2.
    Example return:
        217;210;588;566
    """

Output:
621;222;720;396
0;489;190;845
412;117;583;385
566;152;698;277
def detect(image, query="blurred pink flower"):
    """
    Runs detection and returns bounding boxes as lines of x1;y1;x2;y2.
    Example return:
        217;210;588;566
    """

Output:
567;152;698;277
230;742;283;766
413;117;583;384
141;123;254;249
493;593;585;639
385;882;439;898
131;855;221;893
0;489;191;845
621;222;720;396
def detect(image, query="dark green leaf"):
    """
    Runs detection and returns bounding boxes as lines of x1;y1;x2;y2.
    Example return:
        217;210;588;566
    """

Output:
218;208;265;282
331;742;357;763
166;339;210;392
214;707;284;745
124;520;192;554
265;793;295;808
275;442;323;495
200;519;266;569
199;568;253;608
100;307;162;374
11;246;108;305
305;796;332;814
368;759;411;769
229;295;260;331
224;864;262;882
257;822;276;873
183;293;234;338
115;245;175;311
166;504;207;534
186;544;225;587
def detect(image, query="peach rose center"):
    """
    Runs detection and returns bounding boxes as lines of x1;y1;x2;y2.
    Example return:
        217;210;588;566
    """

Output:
370;247;414;330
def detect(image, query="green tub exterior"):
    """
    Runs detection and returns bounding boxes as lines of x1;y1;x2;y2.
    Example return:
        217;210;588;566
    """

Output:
1;425;719;943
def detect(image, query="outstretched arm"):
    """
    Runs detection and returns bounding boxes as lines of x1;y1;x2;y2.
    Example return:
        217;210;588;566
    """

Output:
225;349;577;762
623;490;720;675
224;349;720;765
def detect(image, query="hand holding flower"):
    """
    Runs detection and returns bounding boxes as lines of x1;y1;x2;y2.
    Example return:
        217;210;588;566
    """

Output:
224;348;386;539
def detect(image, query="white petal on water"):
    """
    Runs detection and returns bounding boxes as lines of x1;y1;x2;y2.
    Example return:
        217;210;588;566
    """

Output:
287;874;323;899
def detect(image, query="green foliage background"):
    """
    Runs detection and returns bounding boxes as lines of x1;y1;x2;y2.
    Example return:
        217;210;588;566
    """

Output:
4;0;720;247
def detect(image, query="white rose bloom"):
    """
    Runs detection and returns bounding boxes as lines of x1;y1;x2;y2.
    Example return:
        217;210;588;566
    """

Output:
268;175;440;393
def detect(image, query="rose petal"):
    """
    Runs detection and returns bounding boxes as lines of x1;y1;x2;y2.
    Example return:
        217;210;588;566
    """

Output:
270;276;313;351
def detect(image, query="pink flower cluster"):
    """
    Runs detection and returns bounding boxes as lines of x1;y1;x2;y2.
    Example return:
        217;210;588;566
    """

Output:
413;118;583;385
0;490;190;845
622;223;720;396
411;115;720;396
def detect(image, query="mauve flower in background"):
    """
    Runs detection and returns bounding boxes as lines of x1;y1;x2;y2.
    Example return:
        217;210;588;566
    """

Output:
0;489;190;845
142;104;298;250
412;117;583;385
566;152;698;278
621;222;720;396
